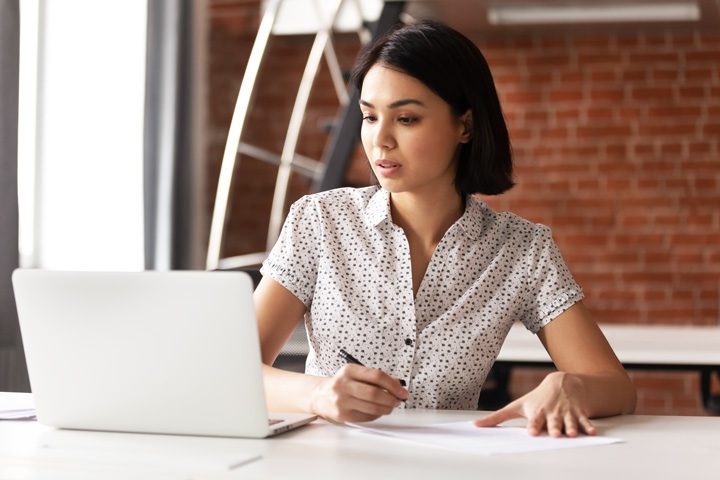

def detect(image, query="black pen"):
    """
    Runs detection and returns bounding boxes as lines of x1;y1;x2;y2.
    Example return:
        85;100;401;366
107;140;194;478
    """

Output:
338;348;407;388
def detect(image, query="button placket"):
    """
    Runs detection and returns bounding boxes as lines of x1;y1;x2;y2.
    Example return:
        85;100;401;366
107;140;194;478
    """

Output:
391;224;417;397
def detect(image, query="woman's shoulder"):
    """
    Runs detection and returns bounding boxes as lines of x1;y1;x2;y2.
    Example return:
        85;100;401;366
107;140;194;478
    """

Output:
292;186;380;216
471;198;550;241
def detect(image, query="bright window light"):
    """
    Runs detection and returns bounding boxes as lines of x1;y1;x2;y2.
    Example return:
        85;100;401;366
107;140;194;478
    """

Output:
19;0;147;271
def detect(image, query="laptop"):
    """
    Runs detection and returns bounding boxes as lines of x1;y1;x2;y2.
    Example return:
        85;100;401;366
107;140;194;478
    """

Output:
11;269;317;438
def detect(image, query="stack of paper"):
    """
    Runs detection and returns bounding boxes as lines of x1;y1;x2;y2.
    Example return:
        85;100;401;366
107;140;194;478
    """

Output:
0;392;36;420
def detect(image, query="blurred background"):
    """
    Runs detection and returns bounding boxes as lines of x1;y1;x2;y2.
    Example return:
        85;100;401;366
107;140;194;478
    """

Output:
0;0;718;416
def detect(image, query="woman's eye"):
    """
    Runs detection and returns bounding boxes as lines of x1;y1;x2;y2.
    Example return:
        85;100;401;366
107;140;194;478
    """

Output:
361;114;376;123
398;116;418;125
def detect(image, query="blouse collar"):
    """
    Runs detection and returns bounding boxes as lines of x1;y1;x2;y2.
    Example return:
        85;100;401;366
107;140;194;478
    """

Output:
364;187;486;240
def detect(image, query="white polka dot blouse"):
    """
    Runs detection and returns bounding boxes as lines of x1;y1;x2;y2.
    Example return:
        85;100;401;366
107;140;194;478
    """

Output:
261;186;584;410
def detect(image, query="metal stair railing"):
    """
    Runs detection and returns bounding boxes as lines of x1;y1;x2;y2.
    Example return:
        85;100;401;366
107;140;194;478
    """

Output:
206;0;381;272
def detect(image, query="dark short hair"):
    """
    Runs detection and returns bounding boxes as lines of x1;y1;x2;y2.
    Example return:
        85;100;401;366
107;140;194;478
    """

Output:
351;21;514;196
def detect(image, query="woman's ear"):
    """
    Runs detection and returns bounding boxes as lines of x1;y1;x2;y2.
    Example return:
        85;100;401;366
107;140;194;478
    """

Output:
459;110;472;143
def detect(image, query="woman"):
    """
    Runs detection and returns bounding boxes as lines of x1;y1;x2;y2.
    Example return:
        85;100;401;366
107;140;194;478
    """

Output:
254;21;636;437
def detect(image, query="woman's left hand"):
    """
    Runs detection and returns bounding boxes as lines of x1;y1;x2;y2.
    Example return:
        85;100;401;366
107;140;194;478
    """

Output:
473;371;597;437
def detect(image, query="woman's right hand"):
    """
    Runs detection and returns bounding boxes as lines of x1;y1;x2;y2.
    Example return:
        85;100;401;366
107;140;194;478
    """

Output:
310;364;409;423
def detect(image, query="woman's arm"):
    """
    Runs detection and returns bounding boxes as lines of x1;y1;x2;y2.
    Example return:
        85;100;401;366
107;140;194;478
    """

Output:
536;301;636;417
254;276;407;421
474;302;636;436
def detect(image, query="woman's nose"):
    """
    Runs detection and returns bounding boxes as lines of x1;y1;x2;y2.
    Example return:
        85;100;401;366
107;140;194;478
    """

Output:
372;121;396;150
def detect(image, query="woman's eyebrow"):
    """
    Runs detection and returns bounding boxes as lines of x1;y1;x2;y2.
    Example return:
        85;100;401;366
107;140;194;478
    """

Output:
359;98;426;109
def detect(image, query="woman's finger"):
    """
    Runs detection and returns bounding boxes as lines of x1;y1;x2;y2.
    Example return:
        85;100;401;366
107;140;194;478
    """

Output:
473;401;521;428
526;410;546;436
348;380;402;408
343;396;395;419
546;411;563;438
344;409;381;423
578;415;597;435
346;365;408;401
563;411;579;437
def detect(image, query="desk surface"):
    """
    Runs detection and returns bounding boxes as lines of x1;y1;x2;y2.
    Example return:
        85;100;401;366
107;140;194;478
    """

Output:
499;323;720;366
2;409;719;480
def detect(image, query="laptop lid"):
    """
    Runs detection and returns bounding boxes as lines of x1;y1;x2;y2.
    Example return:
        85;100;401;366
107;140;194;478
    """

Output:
12;269;313;438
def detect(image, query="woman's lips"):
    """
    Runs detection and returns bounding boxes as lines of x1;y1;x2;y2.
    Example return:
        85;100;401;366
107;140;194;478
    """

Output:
374;159;402;176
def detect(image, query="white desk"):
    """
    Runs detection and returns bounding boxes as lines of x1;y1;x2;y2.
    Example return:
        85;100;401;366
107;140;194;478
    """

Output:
1;409;719;480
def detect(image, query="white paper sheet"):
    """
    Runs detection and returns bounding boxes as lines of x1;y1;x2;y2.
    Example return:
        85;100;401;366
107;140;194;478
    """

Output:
350;420;623;455
0;392;36;420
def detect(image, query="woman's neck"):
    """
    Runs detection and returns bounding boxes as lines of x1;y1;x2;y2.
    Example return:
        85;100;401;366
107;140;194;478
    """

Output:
389;187;464;247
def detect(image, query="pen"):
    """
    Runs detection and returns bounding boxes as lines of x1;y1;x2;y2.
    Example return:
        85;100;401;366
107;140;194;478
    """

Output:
338;348;407;387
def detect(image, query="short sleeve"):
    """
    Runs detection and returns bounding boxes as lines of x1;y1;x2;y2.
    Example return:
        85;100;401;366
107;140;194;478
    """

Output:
520;224;584;333
260;196;321;307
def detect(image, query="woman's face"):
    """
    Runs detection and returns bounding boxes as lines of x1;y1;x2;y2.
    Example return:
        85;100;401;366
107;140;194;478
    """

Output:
359;64;470;197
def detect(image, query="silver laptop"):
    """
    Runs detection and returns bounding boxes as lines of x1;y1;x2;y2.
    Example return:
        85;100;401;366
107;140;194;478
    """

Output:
12;269;316;438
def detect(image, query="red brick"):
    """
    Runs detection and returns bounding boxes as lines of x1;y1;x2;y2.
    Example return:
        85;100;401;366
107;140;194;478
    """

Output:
527;71;553;83
614;234;666;246
504;91;544;103
631;87;675;100
647;106;702;117
574;179;600;190
558;72;584;83
526;54;571;67
655;214;682;226
564;234;609;247
538;127;569;139
688;142;712;154
676;272;720;283
589;88;625;101
606;179;632;191
671;34;698;47
622;272;674;283
694;178;717;190
616;35;640;47
620;69;647;82
652;69;679;81
633;143;654;155
678;86;707;99
548;90;583;102
576;125;632;138
586;107;613;118
597;289;638;301
589;70;617;83
639;289;668;301
686;68;714;81
573;36;611;48
658;143;682;155
628;52;678;63
577;53;622;64
633;374;688;390
699;34;720;46
619;215;650;227
686;50;720;63
671;234;720;246
637;179;660;190
637;124;696;136
677;252;705;264
556;108;581;120
702;124;720;135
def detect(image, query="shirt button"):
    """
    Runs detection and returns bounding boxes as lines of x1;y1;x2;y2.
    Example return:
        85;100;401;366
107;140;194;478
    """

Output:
405;338;413;346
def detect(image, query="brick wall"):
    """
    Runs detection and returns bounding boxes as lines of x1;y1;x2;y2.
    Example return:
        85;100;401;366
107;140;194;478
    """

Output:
207;1;719;415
